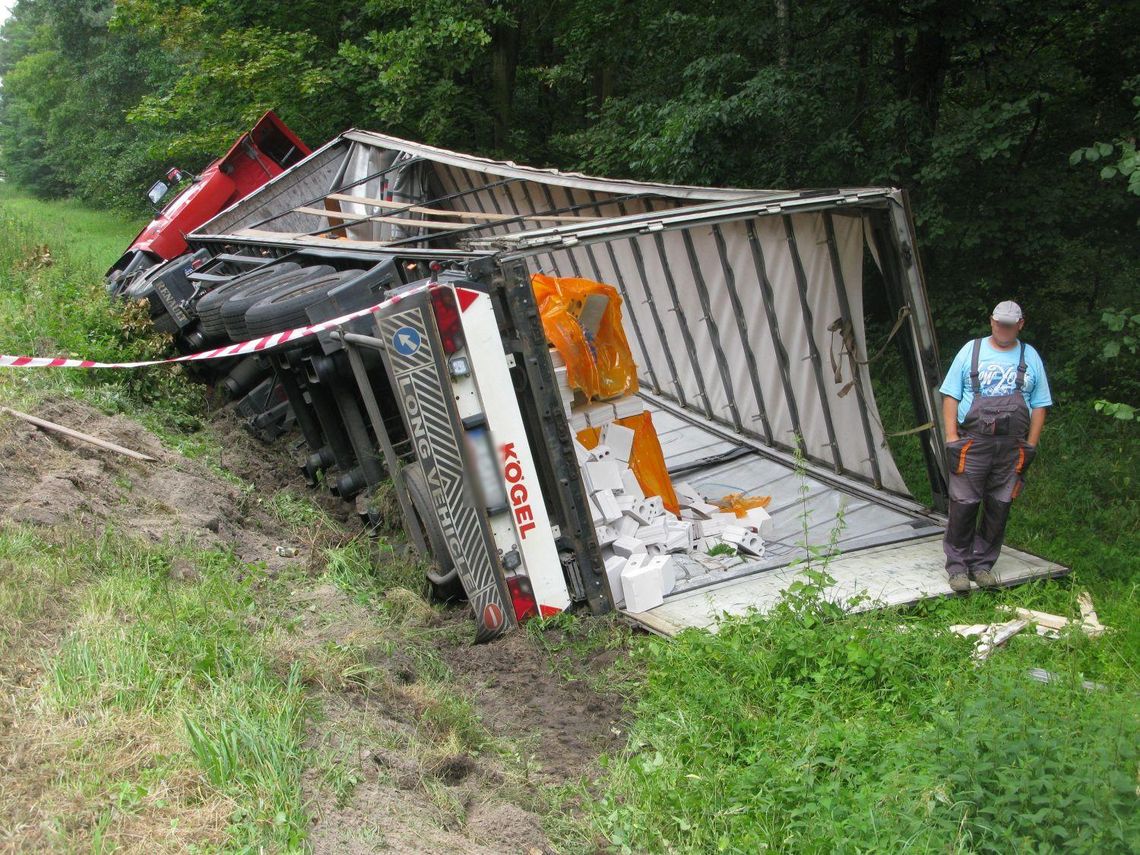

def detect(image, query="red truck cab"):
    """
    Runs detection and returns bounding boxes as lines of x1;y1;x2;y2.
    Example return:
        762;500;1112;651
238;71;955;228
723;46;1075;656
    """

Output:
106;111;309;293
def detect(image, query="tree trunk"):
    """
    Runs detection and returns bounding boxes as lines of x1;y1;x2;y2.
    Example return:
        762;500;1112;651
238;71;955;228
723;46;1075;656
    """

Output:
775;0;790;69
490;21;521;151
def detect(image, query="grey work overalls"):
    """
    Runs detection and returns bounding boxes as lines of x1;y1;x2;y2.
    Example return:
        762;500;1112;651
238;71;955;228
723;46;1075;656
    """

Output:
943;338;1038;578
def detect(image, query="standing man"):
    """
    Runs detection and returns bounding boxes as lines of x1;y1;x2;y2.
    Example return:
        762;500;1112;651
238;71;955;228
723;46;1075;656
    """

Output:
939;301;1052;592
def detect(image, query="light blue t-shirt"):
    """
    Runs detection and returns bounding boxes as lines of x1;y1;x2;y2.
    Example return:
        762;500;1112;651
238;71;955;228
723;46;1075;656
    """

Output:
940;338;1052;425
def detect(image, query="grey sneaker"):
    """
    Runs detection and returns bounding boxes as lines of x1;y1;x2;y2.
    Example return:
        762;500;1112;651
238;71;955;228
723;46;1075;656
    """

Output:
948;574;971;593
972;569;998;589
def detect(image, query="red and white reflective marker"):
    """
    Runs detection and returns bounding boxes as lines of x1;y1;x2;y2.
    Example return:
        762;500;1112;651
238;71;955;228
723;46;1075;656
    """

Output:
0;299;399;370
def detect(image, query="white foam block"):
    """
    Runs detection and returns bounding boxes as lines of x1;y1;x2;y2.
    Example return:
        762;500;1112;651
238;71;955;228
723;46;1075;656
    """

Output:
700;517;727;538
619;469;645;499
622;555;663;611
603;555;628;607
644;555;677;594
595;524;618;546
587;494;604;523
584;460;624;493
613;398;644;419
591;444;613;461
593;489;623;523
624;500;655;525
644;496;664;518
583;401;616;427
722;526;764;556
572;439;592;465
612;536;647;558
614;514;641;538
674;481;703;505
742;506;772;535
688;501;719;519
601;423;636;462
636;520;667;545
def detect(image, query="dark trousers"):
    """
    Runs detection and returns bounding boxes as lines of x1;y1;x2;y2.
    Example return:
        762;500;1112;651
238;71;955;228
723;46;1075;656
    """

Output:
943;435;1033;577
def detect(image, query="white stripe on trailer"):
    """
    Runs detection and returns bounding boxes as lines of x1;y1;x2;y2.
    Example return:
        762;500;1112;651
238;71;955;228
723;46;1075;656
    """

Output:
457;286;571;614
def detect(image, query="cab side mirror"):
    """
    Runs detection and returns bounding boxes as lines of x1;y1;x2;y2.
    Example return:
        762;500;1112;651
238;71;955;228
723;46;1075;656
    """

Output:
147;180;169;207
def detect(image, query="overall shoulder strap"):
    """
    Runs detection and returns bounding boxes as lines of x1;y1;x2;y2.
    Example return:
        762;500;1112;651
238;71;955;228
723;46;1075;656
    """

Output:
1015;341;1028;390
970;338;983;394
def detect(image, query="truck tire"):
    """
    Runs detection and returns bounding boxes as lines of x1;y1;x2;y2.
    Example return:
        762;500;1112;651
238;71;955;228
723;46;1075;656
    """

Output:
401;462;465;600
196;262;301;339
243;269;360;338
221;265;334;342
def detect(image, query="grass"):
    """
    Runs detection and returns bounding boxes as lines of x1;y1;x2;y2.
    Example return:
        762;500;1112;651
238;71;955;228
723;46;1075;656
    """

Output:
0;185;588;853
591;342;1140;851
0;526;310;850
3;183;1136;853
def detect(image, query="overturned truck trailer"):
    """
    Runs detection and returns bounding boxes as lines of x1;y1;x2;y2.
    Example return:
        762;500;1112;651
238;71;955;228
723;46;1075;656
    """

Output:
168;130;1065;638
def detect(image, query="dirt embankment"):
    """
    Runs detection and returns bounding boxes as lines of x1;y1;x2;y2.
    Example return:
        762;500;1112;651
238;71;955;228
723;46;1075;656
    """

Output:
0;399;631;853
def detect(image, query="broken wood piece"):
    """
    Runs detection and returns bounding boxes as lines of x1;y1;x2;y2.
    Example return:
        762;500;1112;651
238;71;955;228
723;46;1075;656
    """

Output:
1;407;157;462
997;605;1070;630
949;623;991;638
1077;591;1106;636
973;619;1028;661
996;603;1106;638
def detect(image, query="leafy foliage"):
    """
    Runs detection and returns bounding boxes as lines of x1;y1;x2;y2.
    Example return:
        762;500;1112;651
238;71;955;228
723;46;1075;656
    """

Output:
2;0;1137;408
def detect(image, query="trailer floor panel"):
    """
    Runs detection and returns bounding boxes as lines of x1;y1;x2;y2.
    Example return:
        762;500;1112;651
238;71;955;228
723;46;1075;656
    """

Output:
626;399;1067;634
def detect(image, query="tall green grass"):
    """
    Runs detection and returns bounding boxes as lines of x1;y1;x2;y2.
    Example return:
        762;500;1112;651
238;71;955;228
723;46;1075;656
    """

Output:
7;528;313;849
597;355;1139;851
0;184;209;432
596;574;1139;853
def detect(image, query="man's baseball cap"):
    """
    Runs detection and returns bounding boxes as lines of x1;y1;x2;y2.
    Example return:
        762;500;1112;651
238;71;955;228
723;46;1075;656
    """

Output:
991;300;1023;323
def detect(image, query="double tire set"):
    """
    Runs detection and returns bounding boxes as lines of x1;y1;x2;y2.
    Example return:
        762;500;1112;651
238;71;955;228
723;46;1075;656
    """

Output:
179;259;463;597
196;263;360;343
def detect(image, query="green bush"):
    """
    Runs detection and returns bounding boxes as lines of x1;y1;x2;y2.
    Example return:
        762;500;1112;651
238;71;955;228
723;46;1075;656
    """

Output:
596;576;1140;854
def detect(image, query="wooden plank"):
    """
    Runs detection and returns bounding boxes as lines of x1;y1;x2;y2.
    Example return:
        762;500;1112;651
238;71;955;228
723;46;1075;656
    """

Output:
2;407;157;462
324;192;600;223
291;207;471;231
974;619;1028;661
322;199;347;238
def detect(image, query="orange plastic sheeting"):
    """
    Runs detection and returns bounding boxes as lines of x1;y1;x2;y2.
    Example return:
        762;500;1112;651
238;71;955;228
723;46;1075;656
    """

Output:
713;492;773;518
532;273;638;401
577;411;679;516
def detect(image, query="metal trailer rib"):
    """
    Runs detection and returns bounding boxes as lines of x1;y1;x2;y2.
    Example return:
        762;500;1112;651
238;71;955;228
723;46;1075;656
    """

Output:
542;184;582;277
711;224;773;442
615;199;688;408
243;154;424;233
744;219;802;444
823;212;882;487
586;191;660;394
680;228;743;432
782;214;844;473
648;220;713;419
519;179;563;274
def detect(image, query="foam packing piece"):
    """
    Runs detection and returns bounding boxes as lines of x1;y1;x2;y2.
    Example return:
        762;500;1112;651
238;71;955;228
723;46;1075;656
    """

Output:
621;555;663;611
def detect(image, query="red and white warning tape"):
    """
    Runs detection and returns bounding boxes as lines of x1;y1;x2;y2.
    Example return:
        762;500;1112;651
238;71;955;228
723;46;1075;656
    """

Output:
0;300;388;370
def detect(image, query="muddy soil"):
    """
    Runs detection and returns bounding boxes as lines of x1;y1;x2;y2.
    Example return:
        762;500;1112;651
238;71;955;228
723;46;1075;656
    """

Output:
0;400;631;853
0;399;316;570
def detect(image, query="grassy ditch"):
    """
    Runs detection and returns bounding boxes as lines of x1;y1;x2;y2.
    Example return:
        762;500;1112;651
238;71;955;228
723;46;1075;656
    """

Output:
0;186;623;853
591;323;1140;851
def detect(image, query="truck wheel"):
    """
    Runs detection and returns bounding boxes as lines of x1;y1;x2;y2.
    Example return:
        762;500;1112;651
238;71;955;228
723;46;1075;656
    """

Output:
243;269;360;338
220;265;334;342
196;262;301;339
401;462;465;600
